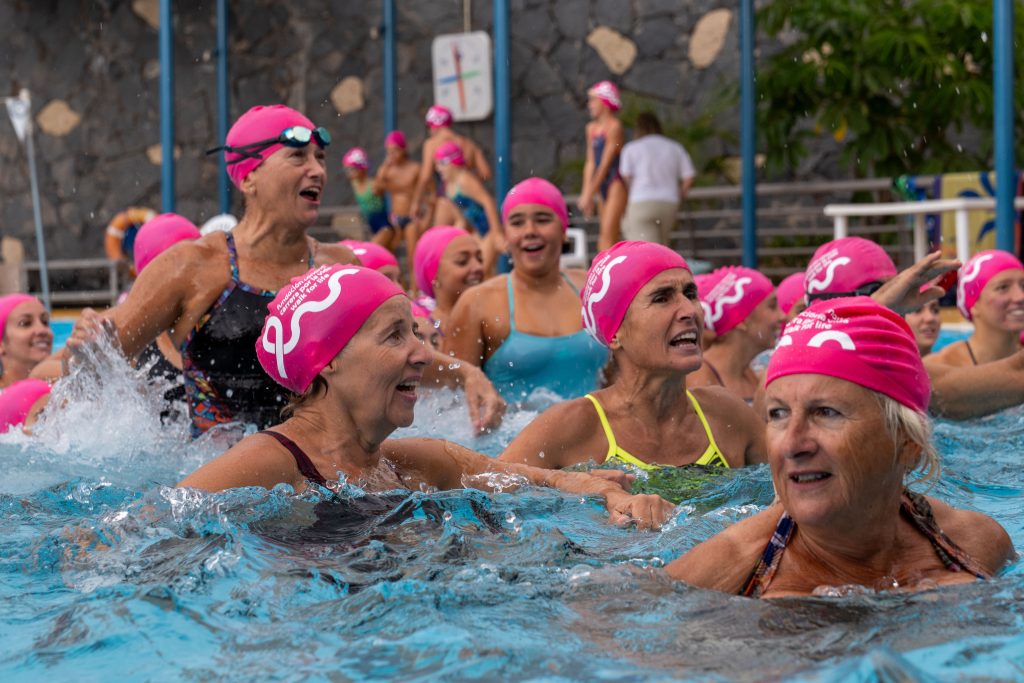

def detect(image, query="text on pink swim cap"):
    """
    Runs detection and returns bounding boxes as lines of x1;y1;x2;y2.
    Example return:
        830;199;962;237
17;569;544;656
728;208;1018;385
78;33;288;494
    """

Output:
766;296;929;412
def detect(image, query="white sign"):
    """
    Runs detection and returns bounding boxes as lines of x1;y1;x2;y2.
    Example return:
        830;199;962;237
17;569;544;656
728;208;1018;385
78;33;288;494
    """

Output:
431;31;493;122
5;89;32;143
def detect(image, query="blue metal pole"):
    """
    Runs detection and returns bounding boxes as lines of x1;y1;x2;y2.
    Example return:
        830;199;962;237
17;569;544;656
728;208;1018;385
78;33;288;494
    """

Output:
159;0;175;212
739;0;757;267
383;0;397;133
216;0;230;214
493;0;511;203
994;0;1016;253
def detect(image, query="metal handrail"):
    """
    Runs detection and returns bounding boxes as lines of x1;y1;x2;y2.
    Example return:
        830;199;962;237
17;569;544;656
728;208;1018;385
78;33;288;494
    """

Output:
825;197;1024;263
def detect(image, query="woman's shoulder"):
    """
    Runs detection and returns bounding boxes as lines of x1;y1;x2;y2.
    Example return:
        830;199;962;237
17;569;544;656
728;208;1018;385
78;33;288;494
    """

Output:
690;384;757;418
665;505;784;591
921;494;1015;575
924;340;970;368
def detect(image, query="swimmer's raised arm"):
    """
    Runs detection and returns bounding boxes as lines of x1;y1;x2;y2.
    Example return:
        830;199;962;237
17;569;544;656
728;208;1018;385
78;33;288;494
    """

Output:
465;138;491;182
925;352;1024;419
384;438;675;529
871;251;959;315
420;348;505;433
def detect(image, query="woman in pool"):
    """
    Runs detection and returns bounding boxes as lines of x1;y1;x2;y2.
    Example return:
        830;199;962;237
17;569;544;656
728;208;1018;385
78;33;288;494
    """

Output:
905;299;941;356
434;142;504;274
412;226;484;332
688;266;785;405
57;105;504;436
667;297;1013;597
499;241;765;472
343;147;397;250
0;294;52;390
446;178;610;405
578;81;627;252
925;250;1024;418
178;265;673;529
804;236;897;302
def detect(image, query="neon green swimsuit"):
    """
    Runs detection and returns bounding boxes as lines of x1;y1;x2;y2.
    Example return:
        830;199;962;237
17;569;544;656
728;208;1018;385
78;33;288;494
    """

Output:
584;392;730;470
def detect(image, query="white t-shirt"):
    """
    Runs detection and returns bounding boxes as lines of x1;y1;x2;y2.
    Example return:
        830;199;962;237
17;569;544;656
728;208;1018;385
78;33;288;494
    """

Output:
619;134;696;204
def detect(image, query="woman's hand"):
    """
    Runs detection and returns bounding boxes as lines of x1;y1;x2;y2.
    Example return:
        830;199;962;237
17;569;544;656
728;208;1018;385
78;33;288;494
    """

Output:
577;192;595;218
872;251;960;315
587;469;635;492
461;363;506;433
604;490;675;530
64;308;119;369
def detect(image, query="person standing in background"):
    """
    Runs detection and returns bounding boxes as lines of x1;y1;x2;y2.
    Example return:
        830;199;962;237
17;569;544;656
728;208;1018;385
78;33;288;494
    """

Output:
619;112;695;245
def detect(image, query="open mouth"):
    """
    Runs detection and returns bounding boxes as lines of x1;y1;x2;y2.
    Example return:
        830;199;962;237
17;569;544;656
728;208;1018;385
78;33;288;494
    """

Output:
465;273;484;286
299;187;321;202
790;472;831;483
669;331;699;348
521;243;545;253
396;378;420;397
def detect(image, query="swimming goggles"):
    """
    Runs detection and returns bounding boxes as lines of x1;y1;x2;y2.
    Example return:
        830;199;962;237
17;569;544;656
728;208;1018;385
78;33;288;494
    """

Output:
206;126;332;163
806;280;884;303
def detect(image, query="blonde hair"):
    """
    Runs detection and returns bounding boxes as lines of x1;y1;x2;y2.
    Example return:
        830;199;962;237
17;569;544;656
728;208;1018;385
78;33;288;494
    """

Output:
876;392;939;485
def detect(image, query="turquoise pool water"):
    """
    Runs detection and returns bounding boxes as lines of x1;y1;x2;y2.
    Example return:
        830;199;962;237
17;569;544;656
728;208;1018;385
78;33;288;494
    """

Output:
1;333;1020;681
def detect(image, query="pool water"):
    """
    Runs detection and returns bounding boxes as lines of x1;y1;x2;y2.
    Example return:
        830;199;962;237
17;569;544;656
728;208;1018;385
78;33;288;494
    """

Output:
1;335;1022;681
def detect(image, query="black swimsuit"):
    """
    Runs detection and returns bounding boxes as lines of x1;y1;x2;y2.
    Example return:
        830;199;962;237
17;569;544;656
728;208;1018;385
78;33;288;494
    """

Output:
180;233;313;436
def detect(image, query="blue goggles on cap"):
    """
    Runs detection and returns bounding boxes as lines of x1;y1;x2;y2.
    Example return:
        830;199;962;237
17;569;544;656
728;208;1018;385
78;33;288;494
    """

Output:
207;126;332;163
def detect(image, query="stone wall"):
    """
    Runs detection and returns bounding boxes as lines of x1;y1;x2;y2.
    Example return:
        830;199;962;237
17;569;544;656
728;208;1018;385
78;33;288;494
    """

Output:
0;0;751;260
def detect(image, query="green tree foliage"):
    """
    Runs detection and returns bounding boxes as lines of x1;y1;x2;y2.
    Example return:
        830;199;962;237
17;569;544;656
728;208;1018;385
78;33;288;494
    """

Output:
757;0;1024;177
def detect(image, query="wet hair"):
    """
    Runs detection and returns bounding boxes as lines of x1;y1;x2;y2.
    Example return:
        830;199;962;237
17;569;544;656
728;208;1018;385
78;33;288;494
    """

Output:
876;392;939;486
281;375;328;420
635;111;663;137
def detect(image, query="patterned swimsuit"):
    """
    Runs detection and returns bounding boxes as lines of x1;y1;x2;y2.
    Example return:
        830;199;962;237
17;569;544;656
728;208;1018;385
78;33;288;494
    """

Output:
180;233;313;436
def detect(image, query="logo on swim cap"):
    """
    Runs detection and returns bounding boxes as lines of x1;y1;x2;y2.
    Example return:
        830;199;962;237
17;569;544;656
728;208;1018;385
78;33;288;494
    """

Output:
805;249;852;294
582;253;628;343
426;105;453;128
776;308;855;351
956;253;994;319
261;267;359;381
342;147;369;170
703;273;752;334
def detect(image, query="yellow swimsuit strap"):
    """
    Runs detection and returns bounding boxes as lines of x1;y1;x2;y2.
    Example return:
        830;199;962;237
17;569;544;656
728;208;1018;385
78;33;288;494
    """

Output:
685;391;729;468
584;393;730;470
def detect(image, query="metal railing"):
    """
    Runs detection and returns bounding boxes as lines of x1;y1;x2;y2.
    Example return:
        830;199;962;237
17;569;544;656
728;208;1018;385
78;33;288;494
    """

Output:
825;197;1024;264
22;258;122;307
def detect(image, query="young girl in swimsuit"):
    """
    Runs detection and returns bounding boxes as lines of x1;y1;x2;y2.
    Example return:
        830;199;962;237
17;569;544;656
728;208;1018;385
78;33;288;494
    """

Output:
412;226;484;332
446;178;609;406
499;241;765;472
687;266;785;410
433;141;504;275
343;147;397;250
578;81;627;252
668;298;1012;597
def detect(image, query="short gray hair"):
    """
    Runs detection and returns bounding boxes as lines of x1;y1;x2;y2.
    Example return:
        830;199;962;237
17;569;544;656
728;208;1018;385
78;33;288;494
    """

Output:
876;392;939;485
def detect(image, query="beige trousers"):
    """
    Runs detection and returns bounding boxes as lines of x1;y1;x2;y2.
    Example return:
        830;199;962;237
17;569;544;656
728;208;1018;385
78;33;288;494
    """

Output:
621;200;679;244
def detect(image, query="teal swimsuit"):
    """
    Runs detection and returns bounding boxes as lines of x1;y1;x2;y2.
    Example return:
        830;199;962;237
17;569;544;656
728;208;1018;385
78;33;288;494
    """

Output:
448;182;490;236
354;183;392;235
483;275;609;403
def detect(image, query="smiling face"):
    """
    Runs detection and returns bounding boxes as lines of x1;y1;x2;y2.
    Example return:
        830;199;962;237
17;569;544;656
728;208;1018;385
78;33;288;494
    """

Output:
765;374;913;532
246;143;326;227
904;300;941;355
614;269;703;373
503;203;564;276
434;235;484;306
973;269;1024;333
738;293;787;352
1;300;53;372
331;297;432;436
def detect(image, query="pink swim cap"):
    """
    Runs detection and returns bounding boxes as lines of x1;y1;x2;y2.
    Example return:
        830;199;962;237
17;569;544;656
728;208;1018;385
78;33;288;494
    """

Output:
767;296;929;413
776;272;806;316
699;266;774;336
0;294;39;339
501;177;569;232
340;240;399;271
804;237;897;299
587;81;621;112
342;147;369;170
413;226;468;298
956;249;1024;320
0;378;50;434
426;104;453;128
385;130;406;149
582;241;691;347
133;213;201;274
224;105;317;189
410;301;433;319
257;265;405;394
434;141;465;166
